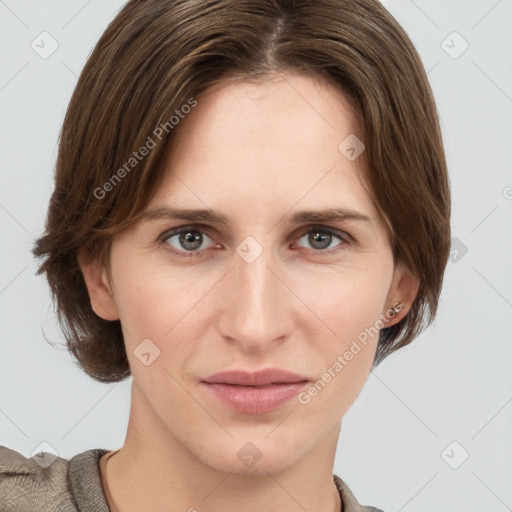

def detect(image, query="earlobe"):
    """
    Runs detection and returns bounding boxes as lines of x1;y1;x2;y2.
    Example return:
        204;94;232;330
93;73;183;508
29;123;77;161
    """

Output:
383;262;420;328
79;259;120;321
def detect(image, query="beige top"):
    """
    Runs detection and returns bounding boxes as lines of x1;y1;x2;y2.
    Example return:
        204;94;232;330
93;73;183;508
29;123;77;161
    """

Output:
99;449;120;512
0;444;385;512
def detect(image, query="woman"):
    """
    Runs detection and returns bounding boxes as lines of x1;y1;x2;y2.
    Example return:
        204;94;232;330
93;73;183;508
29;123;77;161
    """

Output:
0;0;451;510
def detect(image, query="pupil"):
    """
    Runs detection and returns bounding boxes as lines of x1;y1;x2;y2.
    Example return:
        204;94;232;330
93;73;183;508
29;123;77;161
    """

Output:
181;231;202;250
311;231;330;249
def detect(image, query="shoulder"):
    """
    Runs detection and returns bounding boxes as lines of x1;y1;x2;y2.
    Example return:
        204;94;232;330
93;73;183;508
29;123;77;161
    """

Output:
333;474;386;512
0;444;75;511
0;444;109;512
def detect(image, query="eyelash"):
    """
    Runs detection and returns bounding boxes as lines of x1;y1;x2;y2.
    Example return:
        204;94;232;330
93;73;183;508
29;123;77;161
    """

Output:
157;224;353;259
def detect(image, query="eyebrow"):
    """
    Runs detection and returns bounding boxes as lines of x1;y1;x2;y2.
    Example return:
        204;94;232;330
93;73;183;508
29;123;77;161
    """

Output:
137;206;372;228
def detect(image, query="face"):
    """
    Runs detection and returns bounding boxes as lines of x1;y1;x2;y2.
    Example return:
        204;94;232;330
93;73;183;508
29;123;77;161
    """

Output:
82;71;416;476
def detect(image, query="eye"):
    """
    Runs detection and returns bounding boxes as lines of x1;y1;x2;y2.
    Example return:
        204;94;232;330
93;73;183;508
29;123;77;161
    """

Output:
158;224;352;259
295;227;351;254
161;226;216;257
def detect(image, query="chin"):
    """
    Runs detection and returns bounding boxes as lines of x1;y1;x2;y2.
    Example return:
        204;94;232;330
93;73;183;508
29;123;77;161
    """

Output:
210;452;299;477
194;433;307;477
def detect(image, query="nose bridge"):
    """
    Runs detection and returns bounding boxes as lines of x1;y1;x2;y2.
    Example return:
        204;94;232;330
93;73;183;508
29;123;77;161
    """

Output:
219;234;290;347
237;242;273;307
235;236;277;319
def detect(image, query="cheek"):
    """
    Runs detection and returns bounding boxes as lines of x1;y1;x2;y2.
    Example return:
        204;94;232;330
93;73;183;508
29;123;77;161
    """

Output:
294;272;387;410
111;268;200;402
300;263;389;341
109;256;213;357
112;276;167;336
294;265;389;404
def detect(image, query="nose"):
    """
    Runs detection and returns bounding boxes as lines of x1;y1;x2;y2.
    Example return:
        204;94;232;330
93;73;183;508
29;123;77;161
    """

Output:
217;239;294;353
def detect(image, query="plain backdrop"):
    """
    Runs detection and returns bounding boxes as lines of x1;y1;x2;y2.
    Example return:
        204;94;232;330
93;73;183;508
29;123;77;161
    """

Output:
1;1;511;511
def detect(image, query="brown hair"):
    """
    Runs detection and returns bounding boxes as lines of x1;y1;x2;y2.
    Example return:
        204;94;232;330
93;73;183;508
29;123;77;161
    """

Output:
32;0;451;382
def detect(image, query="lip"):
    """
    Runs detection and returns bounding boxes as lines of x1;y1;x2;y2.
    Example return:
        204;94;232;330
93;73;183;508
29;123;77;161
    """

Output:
201;368;310;414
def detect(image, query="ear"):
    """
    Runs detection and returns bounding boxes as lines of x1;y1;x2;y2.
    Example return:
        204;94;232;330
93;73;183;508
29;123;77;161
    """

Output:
382;260;419;328
79;257;120;321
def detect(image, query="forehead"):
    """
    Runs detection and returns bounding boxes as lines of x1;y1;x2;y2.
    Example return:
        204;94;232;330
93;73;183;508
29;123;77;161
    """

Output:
147;71;382;232
169;71;361;153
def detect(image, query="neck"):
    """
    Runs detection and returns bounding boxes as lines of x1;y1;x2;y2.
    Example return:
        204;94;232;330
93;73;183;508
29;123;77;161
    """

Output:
106;382;342;512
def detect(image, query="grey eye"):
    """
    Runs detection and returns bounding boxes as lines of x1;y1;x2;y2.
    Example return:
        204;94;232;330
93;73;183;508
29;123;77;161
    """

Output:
165;229;214;252
297;230;344;251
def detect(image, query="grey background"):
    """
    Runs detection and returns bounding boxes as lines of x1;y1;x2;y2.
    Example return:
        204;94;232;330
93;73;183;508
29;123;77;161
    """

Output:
1;1;511;511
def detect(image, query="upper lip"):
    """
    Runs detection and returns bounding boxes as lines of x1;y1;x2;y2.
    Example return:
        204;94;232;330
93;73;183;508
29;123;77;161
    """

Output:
202;368;310;386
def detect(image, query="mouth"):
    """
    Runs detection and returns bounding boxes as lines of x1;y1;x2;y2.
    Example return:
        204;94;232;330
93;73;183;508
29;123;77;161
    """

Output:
202;368;310;386
200;368;310;414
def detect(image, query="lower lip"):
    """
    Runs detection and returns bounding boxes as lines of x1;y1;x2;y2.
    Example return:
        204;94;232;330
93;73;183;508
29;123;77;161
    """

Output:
201;381;309;414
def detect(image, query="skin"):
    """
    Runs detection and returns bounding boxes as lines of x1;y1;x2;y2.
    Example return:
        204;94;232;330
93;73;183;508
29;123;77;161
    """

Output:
81;70;419;512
